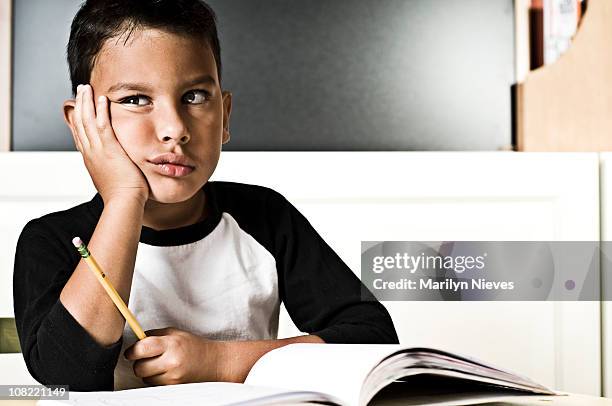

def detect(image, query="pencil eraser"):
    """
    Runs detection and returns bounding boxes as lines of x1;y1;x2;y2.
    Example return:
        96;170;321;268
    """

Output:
72;237;83;248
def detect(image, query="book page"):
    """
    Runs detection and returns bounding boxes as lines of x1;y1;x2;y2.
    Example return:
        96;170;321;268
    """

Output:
37;382;341;406
245;344;402;405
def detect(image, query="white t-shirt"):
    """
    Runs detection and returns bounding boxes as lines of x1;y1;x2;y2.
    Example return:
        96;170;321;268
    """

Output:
114;211;280;389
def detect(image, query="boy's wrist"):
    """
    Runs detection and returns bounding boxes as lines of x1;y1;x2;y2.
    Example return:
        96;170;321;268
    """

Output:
104;192;148;209
215;340;233;382
213;335;325;383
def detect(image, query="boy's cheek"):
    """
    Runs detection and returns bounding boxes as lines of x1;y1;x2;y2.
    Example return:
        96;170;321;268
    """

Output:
111;116;153;147
109;104;151;130
112;123;153;170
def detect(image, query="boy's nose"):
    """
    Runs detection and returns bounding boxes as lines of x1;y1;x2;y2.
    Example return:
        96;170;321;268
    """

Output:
160;132;190;145
156;106;191;145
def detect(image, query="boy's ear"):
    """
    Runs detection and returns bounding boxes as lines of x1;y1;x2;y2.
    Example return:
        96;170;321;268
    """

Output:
221;90;232;145
62;99;78;139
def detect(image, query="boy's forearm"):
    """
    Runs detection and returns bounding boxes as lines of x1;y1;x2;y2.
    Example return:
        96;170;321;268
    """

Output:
59;195;146;347
218;335;324;383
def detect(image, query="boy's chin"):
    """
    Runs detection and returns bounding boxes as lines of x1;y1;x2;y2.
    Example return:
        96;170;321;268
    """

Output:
147;184;202;204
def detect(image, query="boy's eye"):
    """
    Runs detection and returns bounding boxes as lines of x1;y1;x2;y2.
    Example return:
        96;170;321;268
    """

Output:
182;90;210;104
119;95;150;106
116;90;210;106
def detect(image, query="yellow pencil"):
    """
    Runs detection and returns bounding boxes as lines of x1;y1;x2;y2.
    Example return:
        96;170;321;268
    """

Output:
72;236;146;340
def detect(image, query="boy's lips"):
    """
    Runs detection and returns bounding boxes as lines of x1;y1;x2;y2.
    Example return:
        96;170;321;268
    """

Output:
148;153;195;167
147;153;195;178
150;163;195;178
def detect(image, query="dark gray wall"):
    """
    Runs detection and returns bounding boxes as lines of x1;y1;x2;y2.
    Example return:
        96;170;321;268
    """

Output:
12;0;515;151
12;0;81;151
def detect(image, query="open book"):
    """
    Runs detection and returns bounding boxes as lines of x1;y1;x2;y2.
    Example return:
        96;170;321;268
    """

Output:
40;344;557;406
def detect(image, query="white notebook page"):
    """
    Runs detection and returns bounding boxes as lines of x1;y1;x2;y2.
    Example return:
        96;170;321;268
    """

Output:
245;344;402;406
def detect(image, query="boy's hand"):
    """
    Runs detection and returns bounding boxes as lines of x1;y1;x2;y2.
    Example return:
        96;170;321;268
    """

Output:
124;328;325;386
72;84;149;204
124;327;225;385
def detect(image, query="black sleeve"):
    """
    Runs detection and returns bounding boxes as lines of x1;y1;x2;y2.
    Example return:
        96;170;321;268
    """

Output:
268;191;399;344
13;220;122;391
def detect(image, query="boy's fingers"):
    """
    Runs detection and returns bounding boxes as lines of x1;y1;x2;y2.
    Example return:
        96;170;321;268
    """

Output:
132;356;166;378
95;95;113;141
142;372;169;386
80;85;101;148
124;337;166;360
73;85;90;150
68;104;83;152
71;130;83;152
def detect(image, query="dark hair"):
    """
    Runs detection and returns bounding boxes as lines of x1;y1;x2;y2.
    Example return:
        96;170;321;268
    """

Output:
66;0;222;95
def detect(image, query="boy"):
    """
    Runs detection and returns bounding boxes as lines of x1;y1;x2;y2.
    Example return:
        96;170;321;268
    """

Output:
13;0;398;392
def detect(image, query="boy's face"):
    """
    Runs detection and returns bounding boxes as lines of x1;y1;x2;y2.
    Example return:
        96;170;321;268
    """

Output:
69;28;231;204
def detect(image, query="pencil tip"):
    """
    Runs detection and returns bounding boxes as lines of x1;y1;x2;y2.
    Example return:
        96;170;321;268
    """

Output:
72;237;83;247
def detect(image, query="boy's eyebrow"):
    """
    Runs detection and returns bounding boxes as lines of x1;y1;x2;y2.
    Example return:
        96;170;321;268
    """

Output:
106;74;217;93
